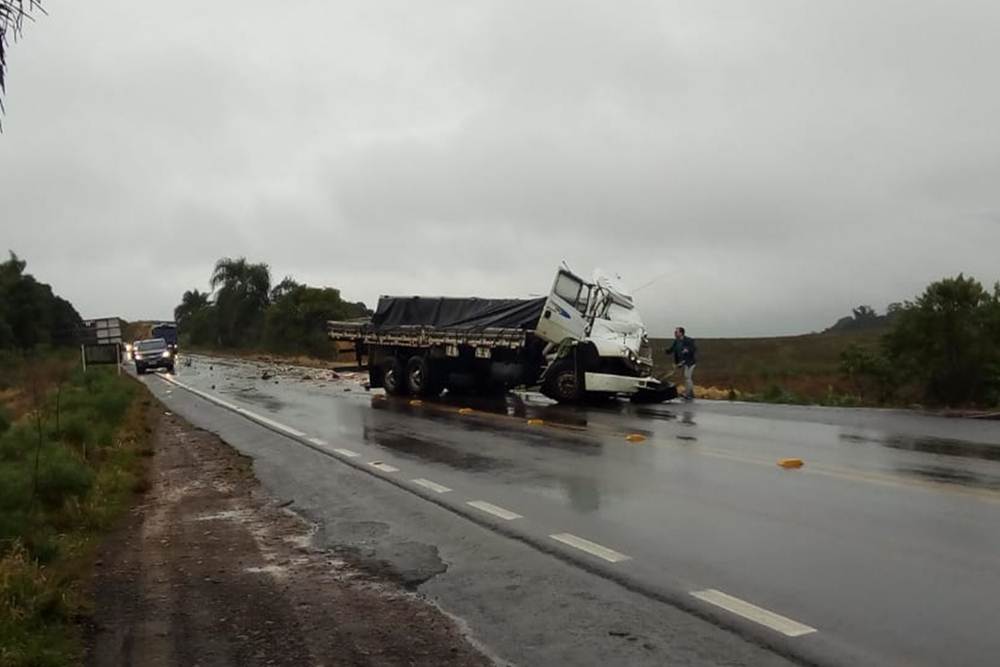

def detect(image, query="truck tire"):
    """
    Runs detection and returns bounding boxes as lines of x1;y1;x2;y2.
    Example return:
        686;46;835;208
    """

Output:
136;364;145;375
542;359;581;403
406;356;440;397
383;357;406;396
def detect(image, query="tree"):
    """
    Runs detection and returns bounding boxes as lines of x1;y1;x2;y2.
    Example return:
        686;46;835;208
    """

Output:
209;257;272;347
263;284;368;357
174;289;210;328
269;276;300;302
1;1;42;114
840;343;897;404
883;275;1000;405
0;251;82;350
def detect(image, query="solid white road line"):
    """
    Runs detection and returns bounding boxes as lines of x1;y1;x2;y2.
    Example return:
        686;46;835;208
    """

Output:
236;408;307;437
412;478;452;494
369;461;399;473
549;533;631;563
158;377;304;436
307;437;328;446
333;448;360;458
690;589;817;637
467;501;522;520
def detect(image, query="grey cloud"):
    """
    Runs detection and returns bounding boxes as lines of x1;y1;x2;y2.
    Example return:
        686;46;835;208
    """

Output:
3;0;1000;335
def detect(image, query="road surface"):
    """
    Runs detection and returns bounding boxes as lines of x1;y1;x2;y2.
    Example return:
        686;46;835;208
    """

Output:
136;354;1000;666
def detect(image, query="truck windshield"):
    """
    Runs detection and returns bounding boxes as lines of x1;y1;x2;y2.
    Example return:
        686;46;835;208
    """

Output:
138;339;166;351
554;272;588;314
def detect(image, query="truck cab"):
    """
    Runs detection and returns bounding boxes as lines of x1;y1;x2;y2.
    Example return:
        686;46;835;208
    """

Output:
536;267;675;403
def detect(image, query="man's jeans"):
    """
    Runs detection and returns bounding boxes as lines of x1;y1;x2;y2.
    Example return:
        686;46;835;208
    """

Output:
683;364;696;399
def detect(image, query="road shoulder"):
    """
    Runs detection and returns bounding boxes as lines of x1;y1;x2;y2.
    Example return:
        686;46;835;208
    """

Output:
86;406;491;666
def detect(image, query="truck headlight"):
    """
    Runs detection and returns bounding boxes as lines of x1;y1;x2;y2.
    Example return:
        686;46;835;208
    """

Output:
162;350;172;358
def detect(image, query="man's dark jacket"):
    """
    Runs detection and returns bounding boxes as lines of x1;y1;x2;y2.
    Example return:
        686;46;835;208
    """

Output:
668;336;697;367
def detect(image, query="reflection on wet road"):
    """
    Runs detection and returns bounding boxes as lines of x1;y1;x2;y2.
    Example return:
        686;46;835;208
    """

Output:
162;354;1000;667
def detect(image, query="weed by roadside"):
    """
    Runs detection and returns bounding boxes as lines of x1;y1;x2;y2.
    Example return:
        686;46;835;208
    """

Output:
0;358;150;667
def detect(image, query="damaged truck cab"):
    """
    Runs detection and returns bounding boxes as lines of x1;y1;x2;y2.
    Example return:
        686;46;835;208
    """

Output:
327;267;676;404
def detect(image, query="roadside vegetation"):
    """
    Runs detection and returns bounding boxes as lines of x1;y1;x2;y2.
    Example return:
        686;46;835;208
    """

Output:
174;257;370;359
658;275;1000;409
1;252;82;349
0;252;147;666
0;354;148;666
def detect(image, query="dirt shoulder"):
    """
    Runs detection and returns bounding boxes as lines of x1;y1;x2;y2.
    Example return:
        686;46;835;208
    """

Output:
86;407;491;666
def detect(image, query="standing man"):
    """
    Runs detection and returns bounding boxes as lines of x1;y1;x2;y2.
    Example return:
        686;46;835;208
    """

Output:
668;327;697;401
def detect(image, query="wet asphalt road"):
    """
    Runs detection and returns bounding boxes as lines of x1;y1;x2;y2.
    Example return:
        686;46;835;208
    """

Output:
140;354;1000;667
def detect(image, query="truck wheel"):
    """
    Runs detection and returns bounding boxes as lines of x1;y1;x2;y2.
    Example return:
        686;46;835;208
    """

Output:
542;359;581;403
383;357;405;396
406;356;439;397
136;364;145;375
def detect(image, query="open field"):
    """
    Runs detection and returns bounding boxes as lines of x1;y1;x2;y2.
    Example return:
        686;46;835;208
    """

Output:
651;329;885;403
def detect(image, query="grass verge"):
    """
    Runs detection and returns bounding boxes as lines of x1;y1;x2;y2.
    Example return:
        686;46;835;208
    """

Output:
0;356;151;667
652;330;885;406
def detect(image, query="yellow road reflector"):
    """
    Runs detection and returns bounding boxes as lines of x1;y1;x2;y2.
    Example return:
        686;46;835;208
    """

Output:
778;458;804;469
527;418;545;426
625;433;647;443
458;407;473;414
409;399;423;406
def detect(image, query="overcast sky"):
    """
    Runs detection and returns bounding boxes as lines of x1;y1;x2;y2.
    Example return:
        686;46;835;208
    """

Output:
2;0;998;337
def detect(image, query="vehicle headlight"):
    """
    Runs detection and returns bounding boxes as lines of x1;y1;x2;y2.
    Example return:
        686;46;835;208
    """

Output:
162;350;171;358
134;353;143;360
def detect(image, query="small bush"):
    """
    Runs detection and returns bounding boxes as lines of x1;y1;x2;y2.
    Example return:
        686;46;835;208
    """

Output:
0;425;35;462
35;448;93;510
58;414;91;448
0;544;79;666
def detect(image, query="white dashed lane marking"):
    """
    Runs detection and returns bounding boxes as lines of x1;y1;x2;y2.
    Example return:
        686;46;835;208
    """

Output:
307;437;327;446
467;501;522;520
412;478;452;494
369;461;399;473
333;448;360;458
691;589;817;637
549;533;631;563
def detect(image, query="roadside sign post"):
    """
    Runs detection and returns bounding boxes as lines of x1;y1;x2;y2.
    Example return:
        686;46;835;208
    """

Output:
79;317;125;373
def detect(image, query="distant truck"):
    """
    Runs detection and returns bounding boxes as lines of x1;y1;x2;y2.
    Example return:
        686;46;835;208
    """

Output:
328;267;676;404
150;322;178;353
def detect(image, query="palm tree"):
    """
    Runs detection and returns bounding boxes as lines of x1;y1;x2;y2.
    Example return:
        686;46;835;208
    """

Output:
174;289;210;327
209;257;271;346
1;1;42;112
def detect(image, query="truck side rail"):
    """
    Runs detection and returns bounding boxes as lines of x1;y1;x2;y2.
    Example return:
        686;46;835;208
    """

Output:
327;321;528;350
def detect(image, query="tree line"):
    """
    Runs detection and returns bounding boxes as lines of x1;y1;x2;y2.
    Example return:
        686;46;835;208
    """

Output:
0;252;82;351
174;257;370;358
841;275;1000;407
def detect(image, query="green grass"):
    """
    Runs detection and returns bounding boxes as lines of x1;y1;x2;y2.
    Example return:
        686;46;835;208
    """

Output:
0;358;149;667
652;329;886;405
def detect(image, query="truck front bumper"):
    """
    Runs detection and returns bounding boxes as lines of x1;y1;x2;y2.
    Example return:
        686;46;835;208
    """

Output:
583;372;664;394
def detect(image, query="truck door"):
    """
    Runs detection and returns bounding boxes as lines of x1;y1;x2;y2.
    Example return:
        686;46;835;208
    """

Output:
535;269;591;345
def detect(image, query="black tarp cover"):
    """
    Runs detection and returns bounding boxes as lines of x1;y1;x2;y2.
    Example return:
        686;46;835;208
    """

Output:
372;296;546;331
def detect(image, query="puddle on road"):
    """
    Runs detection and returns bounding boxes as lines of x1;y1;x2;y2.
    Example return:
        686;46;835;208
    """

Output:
897;465;1000;491
361;428;508;473
841;432;1000;462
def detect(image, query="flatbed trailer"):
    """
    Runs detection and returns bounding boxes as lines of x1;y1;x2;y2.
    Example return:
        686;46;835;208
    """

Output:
329;267;676;404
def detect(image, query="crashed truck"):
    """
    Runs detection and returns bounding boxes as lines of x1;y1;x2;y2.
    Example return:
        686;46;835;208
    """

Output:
327;267;677;404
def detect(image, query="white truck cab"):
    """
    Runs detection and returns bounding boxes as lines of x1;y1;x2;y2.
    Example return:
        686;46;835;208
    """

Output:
535;267;675;403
